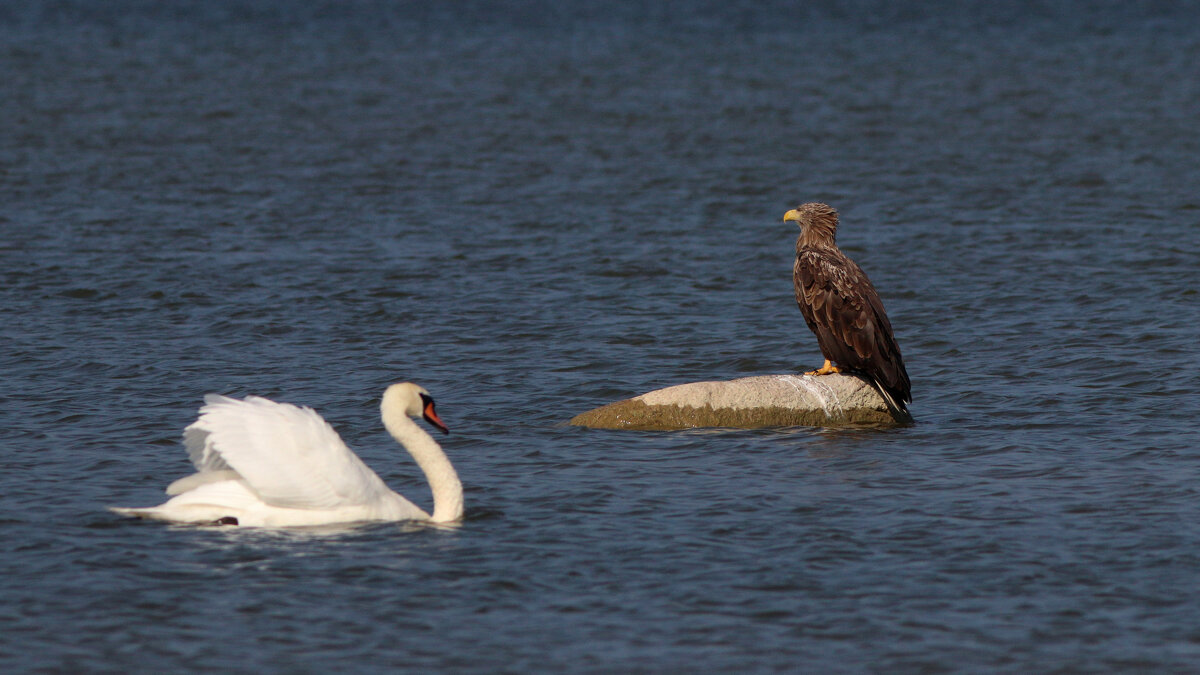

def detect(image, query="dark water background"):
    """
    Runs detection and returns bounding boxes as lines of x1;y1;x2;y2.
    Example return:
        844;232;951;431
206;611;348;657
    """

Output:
3;1;1199;671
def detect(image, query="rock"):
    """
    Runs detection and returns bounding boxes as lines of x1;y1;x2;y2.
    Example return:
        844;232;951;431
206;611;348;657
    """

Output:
569;374;906;430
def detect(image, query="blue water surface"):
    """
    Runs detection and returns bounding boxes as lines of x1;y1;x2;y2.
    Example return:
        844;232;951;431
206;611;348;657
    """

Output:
2;1;1199;671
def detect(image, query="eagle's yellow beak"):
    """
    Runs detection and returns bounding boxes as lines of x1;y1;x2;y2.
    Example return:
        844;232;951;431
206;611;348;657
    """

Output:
783;209;802;223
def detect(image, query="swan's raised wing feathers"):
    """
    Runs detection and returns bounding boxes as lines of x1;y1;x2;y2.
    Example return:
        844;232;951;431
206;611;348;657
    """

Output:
182;394;235;473
185;395;395;510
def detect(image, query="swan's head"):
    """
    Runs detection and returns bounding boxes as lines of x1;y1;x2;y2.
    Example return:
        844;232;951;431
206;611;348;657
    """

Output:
381;382;449;435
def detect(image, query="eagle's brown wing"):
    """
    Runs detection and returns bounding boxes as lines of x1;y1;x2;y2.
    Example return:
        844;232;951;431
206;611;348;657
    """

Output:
794;249;911;408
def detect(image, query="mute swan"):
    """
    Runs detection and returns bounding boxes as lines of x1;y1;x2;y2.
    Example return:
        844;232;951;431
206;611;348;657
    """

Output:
110;382;463;527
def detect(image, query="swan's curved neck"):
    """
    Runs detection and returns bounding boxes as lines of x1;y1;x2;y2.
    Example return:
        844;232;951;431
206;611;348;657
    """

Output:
382;413;463;523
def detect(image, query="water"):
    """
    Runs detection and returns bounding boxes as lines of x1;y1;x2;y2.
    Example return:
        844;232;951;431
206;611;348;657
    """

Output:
3;1;1200;670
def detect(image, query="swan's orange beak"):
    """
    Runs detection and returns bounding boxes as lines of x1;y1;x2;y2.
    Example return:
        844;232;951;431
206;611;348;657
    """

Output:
423;402;450;435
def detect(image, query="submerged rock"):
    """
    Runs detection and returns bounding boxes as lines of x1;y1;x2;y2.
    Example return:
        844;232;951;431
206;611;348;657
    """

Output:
569;374;906;430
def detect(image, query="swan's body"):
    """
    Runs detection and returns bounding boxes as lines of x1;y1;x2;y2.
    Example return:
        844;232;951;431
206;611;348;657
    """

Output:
110;383;462;527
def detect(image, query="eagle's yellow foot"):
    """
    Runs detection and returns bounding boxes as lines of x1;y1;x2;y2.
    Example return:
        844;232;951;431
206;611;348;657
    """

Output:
804;360;842;376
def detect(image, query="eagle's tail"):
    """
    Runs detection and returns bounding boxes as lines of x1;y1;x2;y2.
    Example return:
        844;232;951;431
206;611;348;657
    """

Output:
869;378;912;422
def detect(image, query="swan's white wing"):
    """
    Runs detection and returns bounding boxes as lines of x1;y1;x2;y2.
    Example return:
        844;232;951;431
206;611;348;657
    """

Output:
183;398;232;473
166;469;241;496
184;395;395;510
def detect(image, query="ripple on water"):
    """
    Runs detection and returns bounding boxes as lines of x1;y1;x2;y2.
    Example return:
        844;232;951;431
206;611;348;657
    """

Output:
3;2;1200;672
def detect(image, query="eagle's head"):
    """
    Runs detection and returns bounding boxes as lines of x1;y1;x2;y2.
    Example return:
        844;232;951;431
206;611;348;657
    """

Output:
784;202;839;244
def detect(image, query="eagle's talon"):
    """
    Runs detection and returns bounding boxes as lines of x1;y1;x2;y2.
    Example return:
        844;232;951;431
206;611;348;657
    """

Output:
804;360;841;376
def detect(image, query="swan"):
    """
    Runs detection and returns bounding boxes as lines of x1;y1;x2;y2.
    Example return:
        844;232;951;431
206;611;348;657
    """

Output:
110;382;463;527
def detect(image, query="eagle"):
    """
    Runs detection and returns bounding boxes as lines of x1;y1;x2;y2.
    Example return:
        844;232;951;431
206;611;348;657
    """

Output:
784;202;911;417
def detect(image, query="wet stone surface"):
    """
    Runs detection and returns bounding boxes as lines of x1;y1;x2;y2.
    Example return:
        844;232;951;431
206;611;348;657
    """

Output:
570;374;901;430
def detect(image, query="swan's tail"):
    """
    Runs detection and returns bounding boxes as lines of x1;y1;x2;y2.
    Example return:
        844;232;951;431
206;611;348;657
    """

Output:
108;506;164;519
109;506;242;527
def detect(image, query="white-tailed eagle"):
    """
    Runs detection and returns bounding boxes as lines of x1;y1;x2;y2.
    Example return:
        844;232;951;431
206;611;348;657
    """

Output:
784;202;911;416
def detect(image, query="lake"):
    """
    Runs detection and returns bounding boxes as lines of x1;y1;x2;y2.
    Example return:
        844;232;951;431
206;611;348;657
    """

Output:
2;1;1199;671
